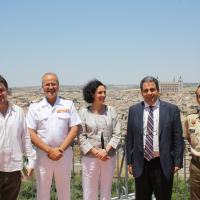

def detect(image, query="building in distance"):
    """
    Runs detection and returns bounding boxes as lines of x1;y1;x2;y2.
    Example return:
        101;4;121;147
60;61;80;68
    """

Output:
158;76;183;94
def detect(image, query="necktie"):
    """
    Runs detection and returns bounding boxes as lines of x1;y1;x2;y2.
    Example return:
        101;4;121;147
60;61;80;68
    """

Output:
144;106;154;161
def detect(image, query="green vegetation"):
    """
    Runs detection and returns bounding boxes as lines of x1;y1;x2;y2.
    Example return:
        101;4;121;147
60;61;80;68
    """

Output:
18;172;190;200
171;174;190;200
111;177;135;198
73;140;78;146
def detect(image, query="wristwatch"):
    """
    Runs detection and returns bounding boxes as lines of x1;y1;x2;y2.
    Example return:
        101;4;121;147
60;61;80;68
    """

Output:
105;148;109;154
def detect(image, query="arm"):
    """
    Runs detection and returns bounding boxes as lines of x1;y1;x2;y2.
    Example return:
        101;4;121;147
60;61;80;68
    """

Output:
126;107;134;166
126;107;134;175
21;110;36;176
78;109;96;155
59;125;78;151
172;106;184;172
108;107;121;149
183;116;191;143
28;128;63;161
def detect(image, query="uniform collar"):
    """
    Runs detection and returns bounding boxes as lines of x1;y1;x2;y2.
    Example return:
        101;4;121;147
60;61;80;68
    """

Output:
41;95;64;107
144;98;160;108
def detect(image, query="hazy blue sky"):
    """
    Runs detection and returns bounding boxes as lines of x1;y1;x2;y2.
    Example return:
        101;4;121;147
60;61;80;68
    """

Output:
1;0;200;87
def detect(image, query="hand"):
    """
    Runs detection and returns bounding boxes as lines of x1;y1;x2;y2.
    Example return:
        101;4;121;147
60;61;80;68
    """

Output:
101;156;110;162
95;149;107;159
47;147;64;161
128;165;133;175
172;166;180;174
27;168;34;177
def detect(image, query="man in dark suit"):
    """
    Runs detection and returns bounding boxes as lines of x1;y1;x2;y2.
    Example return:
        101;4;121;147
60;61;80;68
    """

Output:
126;76;183;200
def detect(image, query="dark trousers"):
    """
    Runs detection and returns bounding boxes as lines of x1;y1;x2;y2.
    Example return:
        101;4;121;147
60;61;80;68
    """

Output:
135;158;173;200
0;171;21;200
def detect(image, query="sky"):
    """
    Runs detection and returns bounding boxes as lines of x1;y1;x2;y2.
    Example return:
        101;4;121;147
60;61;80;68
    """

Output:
0;0;200;87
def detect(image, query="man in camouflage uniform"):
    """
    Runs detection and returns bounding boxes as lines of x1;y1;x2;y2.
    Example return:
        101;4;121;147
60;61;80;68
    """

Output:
183;85;200;200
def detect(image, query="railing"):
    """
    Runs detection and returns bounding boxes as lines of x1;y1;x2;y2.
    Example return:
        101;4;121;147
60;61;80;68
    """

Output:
18;138;191;200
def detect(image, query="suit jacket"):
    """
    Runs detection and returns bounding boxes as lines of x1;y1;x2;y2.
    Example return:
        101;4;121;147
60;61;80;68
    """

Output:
126;100;183;180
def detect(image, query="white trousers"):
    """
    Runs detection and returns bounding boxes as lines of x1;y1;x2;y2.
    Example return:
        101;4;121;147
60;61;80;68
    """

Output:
81;155;116;200
35;148;73;200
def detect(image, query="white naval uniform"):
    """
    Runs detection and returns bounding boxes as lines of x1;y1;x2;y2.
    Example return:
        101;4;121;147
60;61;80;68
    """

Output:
26;95;81;200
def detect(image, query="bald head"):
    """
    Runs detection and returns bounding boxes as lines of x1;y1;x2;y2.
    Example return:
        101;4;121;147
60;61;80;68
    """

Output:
42;73;59;85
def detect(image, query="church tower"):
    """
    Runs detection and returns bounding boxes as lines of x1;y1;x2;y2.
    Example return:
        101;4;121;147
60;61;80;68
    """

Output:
178;75;183;93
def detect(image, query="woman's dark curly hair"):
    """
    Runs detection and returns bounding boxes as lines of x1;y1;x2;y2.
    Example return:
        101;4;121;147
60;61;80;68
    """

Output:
83;79;106;103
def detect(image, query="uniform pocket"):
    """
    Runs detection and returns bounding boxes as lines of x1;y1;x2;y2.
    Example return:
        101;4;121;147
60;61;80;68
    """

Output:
57;113;70;128
35;115;48;130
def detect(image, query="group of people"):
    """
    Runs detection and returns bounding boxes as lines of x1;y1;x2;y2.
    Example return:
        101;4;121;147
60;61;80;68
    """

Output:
0;73;120;200
0;73;200;200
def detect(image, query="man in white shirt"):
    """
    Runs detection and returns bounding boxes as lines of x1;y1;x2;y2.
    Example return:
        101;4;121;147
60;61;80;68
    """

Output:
0;75;36;200
126;76;183;200
26;73;81;200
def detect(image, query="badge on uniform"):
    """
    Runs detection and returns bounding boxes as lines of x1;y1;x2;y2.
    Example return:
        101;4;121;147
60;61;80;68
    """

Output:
57;109;70;113
190;119;196;127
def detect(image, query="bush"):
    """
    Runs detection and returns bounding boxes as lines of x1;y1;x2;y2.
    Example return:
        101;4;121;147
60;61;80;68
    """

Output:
171;174;190;200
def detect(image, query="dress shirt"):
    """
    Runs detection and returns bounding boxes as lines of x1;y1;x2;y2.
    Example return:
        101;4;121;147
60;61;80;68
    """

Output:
0;102;36;172
143;99;160;157
26;95;82;147
78;105;121;158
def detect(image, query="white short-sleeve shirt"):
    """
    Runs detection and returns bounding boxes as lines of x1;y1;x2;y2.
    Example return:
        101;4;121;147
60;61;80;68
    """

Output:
26;95;81;147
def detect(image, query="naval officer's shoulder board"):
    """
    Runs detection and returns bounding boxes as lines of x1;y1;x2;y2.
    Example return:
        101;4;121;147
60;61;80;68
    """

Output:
31;98;43;104
59;96;70;100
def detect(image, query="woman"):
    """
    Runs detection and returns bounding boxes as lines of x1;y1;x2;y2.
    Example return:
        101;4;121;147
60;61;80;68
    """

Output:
78;79;121;200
